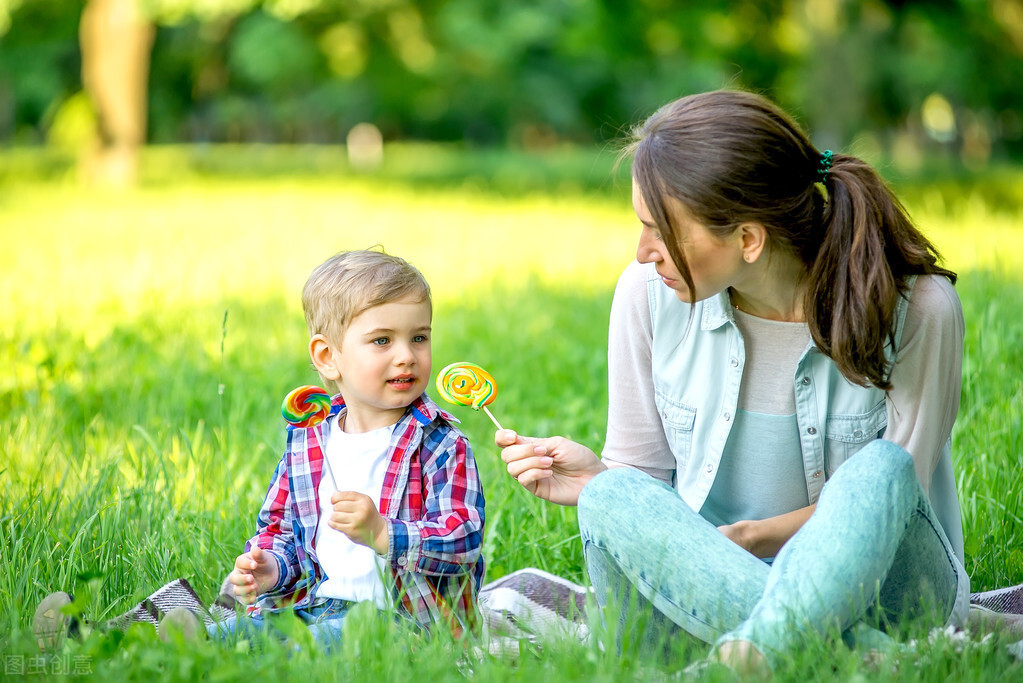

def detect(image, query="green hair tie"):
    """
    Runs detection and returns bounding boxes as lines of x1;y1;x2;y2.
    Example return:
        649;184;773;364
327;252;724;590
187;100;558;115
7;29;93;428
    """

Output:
817;150;833;182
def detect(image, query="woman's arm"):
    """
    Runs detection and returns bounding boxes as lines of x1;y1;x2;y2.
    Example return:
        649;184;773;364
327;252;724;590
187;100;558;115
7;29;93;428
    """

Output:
884;275;965;492
601;261;676;483
718;504;817;559
498;261;676;503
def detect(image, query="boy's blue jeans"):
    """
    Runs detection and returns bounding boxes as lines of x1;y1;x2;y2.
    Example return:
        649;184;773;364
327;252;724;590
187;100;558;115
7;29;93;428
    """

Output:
577;440;969;670
207;598;356;652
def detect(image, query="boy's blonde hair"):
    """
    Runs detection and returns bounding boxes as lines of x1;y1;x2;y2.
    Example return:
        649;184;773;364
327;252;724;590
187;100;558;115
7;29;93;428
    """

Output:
302;249;431;343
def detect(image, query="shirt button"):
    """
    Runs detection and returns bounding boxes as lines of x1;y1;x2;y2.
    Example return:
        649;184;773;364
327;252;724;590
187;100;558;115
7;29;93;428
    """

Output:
813;470;822;478
705;463;714;474
397;555;408;567
853;429;863;438
723;412;731;422
730;358;739;367
801;377;811;385
807;426;817;435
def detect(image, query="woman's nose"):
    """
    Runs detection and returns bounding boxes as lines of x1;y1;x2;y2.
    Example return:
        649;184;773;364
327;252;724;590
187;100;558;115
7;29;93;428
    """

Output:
636;229;661;264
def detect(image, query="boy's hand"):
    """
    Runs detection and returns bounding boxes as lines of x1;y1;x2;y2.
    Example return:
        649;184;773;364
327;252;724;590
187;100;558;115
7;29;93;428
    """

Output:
227;546;280;605
329;491;389;555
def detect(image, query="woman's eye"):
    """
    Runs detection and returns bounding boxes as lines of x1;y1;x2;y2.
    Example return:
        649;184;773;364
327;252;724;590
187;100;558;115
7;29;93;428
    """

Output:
643;223;663;241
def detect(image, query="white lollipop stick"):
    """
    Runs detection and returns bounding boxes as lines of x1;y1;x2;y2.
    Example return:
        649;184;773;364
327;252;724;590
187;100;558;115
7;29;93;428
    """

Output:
481;405;503;431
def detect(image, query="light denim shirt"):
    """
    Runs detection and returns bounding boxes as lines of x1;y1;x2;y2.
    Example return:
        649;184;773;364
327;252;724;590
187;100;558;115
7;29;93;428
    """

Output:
603;261;964;562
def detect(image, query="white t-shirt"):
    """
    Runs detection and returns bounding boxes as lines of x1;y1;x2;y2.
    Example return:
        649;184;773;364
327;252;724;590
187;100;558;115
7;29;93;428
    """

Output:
314;414;393;606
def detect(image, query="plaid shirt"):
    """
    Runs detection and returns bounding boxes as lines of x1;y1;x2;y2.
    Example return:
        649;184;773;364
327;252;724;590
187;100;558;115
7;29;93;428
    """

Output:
245;392;485;633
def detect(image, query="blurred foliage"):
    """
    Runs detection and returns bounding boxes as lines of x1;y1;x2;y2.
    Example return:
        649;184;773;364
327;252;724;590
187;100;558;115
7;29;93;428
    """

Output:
0;0;1022;168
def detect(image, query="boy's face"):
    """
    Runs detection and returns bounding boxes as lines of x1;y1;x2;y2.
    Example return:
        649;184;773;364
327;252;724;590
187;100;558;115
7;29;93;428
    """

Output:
311;296;432;432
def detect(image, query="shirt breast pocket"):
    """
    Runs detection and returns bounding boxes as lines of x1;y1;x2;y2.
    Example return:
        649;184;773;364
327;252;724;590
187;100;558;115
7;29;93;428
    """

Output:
824;399;887;477
654;390;697;470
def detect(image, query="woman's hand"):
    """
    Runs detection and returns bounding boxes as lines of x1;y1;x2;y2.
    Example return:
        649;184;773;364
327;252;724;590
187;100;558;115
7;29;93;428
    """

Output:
495;430;607;506
717;503;817;558
717;520;759;556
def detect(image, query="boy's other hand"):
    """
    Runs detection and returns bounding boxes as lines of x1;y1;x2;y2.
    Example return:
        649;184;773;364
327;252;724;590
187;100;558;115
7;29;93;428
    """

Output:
329;491;389;555
228;546;279;605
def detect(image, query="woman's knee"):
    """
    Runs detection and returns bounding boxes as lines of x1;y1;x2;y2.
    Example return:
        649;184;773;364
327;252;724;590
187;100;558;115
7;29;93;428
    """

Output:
822;440;919;516
840;439;916;485
579;467;651;531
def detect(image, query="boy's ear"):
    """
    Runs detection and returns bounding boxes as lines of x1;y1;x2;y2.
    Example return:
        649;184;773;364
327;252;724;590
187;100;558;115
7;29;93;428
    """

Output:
309;334;341;381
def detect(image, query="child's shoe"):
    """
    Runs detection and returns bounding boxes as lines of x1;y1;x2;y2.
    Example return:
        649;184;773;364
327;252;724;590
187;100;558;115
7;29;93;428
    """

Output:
159;607;204;643
32;591;76;652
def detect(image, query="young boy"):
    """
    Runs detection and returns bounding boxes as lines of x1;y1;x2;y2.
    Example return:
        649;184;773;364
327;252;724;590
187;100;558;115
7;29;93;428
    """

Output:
214;249;485;646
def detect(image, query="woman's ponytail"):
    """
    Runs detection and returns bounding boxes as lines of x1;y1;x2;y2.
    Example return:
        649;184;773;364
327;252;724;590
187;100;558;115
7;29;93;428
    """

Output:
806;155;956;389
627;91;956;391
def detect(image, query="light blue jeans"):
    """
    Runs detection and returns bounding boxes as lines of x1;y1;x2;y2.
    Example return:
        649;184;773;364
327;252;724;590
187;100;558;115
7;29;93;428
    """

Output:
207;599;355;652
577;440;968;670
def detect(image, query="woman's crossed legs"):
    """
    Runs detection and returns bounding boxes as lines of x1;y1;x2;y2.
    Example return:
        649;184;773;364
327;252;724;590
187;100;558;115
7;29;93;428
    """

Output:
577;440;967;672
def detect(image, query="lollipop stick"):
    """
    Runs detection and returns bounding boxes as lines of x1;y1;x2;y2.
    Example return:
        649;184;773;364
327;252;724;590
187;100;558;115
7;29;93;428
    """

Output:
321;452;339;492
482;405;504;431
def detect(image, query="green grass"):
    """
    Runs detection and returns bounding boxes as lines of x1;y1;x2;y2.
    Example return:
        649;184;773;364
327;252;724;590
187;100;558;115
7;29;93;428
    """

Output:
1;145;1022;680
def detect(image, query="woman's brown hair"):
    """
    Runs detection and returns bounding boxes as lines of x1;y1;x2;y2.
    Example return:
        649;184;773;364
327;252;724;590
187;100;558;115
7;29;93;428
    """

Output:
626;90;955;390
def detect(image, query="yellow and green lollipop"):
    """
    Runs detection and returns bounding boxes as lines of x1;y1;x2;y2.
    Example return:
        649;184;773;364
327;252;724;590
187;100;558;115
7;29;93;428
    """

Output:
435;362;503;430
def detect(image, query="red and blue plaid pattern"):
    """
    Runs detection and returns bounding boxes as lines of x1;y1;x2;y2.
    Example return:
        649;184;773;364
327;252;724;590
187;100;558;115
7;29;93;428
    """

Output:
245;392;485;633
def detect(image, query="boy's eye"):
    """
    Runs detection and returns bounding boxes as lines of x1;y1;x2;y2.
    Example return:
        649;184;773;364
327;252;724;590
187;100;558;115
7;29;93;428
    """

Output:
373;337;389;346
412;335;428;343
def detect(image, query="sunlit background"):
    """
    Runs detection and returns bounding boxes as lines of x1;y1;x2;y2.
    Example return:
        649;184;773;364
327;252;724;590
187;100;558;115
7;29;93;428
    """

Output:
2;0;1022;314
2;0;1021;168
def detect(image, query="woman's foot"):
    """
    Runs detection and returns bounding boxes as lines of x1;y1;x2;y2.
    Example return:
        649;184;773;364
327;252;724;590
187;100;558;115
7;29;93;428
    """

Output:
715;639;771;677
969;604;1023;639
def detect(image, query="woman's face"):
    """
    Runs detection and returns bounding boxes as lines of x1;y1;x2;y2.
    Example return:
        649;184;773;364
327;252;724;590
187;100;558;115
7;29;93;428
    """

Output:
633;179;742;303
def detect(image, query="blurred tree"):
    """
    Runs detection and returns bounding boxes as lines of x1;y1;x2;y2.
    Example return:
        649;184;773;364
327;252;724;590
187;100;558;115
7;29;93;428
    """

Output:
79;0;154;185
0;0;1021;167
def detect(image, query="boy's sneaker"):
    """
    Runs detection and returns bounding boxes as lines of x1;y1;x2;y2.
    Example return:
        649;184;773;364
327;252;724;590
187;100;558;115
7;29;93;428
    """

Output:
33;592;75;652
159;607;204;643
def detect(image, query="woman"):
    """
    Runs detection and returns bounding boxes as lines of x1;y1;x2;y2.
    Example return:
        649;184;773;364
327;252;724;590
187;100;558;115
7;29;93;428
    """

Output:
497;90;967;673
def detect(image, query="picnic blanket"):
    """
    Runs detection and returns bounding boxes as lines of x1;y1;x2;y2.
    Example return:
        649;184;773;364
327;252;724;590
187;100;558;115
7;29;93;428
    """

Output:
110;570;1023;657
107;568;591;641
105;577;235;630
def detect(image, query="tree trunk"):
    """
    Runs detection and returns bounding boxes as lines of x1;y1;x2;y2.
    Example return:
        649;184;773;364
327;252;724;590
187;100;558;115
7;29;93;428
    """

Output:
79;0;154;187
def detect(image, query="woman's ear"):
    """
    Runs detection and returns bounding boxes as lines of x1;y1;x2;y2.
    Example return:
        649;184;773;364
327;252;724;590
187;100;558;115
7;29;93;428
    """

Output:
309;334;341;381
738;223;768;263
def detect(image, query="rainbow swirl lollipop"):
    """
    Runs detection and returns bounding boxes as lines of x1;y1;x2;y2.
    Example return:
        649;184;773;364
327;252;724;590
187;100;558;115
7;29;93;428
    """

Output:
436;362;503;430
282;385;331;428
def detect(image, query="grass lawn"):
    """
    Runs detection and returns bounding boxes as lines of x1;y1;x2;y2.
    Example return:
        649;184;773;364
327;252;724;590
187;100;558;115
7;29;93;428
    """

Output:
1;145;1021;680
